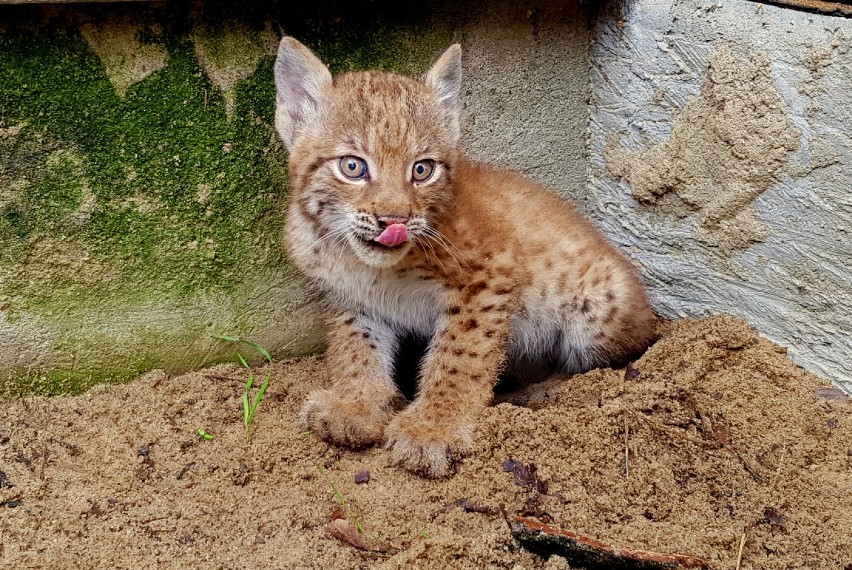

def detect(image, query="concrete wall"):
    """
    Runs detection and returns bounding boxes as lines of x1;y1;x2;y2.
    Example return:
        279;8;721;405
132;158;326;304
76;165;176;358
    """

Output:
587;0;851;392
0;0;593;394
3;0;849;395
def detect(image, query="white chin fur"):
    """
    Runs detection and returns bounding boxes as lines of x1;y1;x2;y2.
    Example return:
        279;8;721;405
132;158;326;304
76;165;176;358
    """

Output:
348;235;413;268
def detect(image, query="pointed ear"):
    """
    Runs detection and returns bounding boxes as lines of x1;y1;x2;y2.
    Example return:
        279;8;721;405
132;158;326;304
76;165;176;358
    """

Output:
274;37;332;150
425;44;462;142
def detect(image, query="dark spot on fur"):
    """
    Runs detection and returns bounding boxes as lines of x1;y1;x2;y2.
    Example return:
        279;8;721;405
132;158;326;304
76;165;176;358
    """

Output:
462;319;478;331
448;306;461;315
452;348;464;356
369;343;377;350
419;275;434;280
468;351;478;358
448;367;458;375
343;316;356;325
485;330;495;338
462;280;489;302
495;285;513;296
581;299;592;314
349;331;359;338
362;332;370;339
481;303;495;312
606;291;615;302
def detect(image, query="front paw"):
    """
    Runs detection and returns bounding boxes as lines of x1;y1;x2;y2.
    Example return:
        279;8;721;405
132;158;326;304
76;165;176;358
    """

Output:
384;407;475;478
300;389;389;447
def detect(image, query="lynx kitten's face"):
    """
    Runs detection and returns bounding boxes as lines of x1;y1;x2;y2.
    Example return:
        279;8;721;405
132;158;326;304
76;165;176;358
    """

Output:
276;41;463;268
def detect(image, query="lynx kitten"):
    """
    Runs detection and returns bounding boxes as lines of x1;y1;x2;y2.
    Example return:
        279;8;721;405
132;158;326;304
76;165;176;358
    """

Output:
274;37;656;477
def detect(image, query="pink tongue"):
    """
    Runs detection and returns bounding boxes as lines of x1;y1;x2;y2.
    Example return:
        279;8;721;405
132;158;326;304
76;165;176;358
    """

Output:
374;223;409;247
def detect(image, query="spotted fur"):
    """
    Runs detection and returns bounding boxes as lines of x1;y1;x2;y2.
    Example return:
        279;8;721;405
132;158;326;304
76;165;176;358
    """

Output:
274;37;656;477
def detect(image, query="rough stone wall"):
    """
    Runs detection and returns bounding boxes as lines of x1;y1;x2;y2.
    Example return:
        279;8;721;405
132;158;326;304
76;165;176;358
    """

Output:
588;0;851;391
0;0;592;394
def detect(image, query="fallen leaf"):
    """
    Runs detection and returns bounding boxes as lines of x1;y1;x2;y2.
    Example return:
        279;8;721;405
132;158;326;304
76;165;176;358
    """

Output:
326;517;369;550
503;458;548;494
325;507;386;553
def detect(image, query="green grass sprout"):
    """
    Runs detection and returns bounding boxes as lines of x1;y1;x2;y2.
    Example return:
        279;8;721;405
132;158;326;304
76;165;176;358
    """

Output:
213;334;273;444
197;428;214;440
317;466;365;534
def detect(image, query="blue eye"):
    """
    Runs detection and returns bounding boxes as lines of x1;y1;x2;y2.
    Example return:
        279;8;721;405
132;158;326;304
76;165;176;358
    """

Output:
412;160;435;182
338;156;368;180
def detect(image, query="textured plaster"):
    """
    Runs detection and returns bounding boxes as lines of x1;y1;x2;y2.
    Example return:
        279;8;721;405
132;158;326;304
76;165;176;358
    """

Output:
190;21;278;118
605;45;800;252
458;0;591;196
588;0;852;391
79;14;168;98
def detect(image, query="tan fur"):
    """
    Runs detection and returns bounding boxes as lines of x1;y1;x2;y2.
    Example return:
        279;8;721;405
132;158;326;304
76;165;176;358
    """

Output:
274;38;656;477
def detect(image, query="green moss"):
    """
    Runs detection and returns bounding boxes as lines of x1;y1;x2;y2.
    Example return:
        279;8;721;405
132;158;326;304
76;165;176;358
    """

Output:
0;1;454;394
0;24;285;311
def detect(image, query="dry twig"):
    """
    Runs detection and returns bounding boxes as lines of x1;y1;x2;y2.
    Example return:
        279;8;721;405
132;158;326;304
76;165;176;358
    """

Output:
624;415;630;478
735;532;747;570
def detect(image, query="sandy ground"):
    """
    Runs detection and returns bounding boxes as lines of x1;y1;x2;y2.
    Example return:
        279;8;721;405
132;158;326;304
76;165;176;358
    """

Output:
1;315;850;569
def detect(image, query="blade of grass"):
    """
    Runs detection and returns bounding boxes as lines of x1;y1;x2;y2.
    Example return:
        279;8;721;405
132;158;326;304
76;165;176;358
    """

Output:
214;334;274;445
318;466;365;534
213;334;241;343
237;352;250;369
250;370;272;417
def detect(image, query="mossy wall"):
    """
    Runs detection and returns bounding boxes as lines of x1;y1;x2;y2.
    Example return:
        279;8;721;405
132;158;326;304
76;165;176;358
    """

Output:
0;1;593;394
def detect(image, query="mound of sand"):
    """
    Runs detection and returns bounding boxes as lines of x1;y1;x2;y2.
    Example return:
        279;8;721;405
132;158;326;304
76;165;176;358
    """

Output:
1;315;850;569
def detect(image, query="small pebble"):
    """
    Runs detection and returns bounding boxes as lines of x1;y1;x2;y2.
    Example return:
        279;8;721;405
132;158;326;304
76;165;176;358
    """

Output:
624;367;641;381
355;470;370;484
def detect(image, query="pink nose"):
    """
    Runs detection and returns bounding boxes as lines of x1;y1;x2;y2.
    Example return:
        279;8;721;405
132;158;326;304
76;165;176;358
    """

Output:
378;216;408;226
